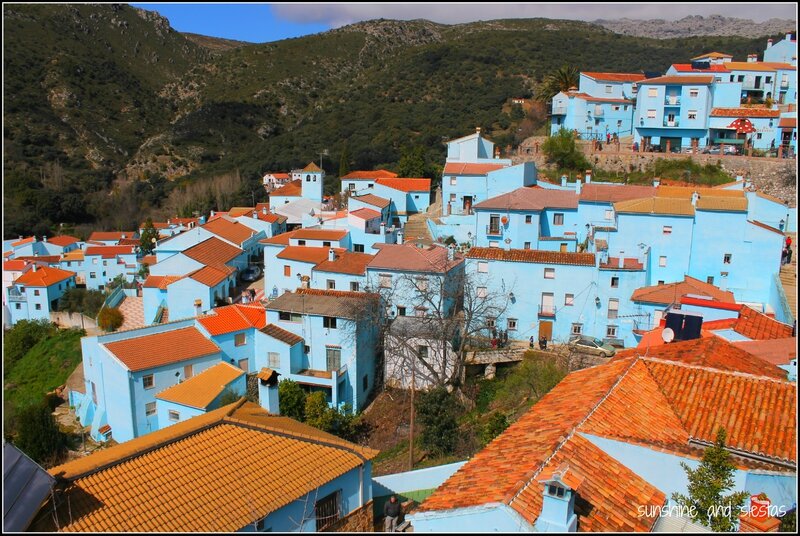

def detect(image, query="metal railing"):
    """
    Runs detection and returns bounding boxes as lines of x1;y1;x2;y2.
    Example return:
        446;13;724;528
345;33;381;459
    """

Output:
664;97;681;106
552;106;567;115
663;119;680;127
538;305;556;317
486;225;502;236
7;290;25;302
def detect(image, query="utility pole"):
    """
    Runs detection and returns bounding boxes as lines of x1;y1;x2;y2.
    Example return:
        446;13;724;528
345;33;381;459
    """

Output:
409;350;415;471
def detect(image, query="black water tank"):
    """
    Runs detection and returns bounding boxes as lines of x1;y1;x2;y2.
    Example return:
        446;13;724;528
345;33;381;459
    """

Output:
665;312;684;340
682;314;703;341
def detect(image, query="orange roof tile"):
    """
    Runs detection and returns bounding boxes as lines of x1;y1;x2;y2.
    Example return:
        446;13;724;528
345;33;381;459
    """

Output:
314;251;373;275
691;51;733;60
641;75;714;85
567;91;634;104
349;207;382;220
631;275;735;304
599;257;644;270
11;236;35;247
582;71;647;82
302;162;322;172
671;63;730;72
466;247;595;266
375;177;431;192
41;401;377;532
46;235;80;247
182;237;243;267
267;289;379;319
695;196;748;211
3;260;28;272
656;185;744;199
14;266;75;287
778;117;796;128
142;275;183;290
340;169;398;180
261;324;304;346
276;246;334;264
291;228;348;241
733;337;797;367
88;231;136;242
15;255;61;264
102;327;220;371
201;218;258;247
474;187;578;211
733;305;794;340
726;61;796;72
614;197;695;216
188;265;235;287
84;245;136;258
368;243;465;273
260;229;299;246
443;162;507;175
270;179;303;197
351;193;391;209
141;255;157;266
61;250;85;262
197;304;267;336
227;207;257;218
155;362;245;409
579;184;656;203
710;107;781;118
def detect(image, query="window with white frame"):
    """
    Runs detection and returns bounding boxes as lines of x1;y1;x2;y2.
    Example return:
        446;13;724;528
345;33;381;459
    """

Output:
659;256;667;267
145;402;156;416
477;287;488;298
605;209;614;220
565;294;574;306
450;177;457;185
508;318;518;331
606;325;618;338
553;213;564;226
268;352;281;368
544;268;555;279
350;281;360;292
571;323;583;335
648;88;658;97
486;317;496;328
689;88;699;98
327;279;336;290
663;225;672;234
169;410;180;422
647;109;656;119
608;298;619;319
688;110;697;120
143;374;154;390
478;261;489;273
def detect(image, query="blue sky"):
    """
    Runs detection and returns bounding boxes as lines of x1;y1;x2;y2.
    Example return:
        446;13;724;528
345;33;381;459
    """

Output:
131;3;797;44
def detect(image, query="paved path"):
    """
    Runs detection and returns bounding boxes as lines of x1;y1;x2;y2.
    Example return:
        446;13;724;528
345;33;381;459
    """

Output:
403;188;442;244
779;232;797;322
117;295;145;331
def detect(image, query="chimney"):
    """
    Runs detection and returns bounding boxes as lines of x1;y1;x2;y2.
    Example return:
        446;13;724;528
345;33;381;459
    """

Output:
43;235;47;242
747;54;758;63
210;210;216;217
561;175;567;187
476;126;481;135
494;146;501;159
252;211;258;219
691;191;699;206
262;206;267;215
396;230;404;244
534;465;580;532
257;368;281;415
618;252;624;269
380;222;386;234
575;179;582;195
787;33;792;41
767;38;773;48
33;264;38;272
653;178;660;187
328;248;336;262
585;169;592;184
447;244;455;261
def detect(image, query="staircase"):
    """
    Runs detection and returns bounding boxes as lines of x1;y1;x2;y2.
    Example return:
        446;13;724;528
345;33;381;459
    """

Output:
402;188;442;244
779;232;797;322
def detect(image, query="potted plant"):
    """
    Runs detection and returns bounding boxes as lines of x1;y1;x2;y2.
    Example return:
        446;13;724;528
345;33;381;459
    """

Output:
750;492;771;520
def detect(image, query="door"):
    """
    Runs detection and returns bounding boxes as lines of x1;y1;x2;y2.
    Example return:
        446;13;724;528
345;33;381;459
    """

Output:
463;196;473;215
184;364;193;379
238;358;249;372
560;243;568;253
539;321;553;341
541;293;555;315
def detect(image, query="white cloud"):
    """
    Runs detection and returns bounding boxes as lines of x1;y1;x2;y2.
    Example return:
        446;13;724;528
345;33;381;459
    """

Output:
273;3;797;27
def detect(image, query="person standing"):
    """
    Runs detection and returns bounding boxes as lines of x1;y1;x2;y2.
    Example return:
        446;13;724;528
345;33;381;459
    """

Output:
384;496;401;532
787;236;793;249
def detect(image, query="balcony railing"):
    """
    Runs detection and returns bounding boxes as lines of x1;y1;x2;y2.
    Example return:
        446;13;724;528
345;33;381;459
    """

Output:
664;97;681;106
552;106;567;115
7;290;25;302
780;80;789;88
538;305;556;317
593;107;604;116
486;225;502;237
663;119;680;127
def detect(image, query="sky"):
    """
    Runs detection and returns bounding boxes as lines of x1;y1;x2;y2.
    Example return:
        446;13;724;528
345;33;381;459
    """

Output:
130;3;798;43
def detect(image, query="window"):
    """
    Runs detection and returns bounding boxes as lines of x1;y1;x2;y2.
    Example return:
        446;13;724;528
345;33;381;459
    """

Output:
35;304;42;310
416;277;429;291
611;276;619;288
414;306;427;317
379;274;392;288
687;110;697;120
689;88;699;98
478;261;489;273
169;410;180;422
608;299;619;319
283;265;291;277
489;214;501;234
525;215;532;224
524;242;531;249
298;240;306;246
90;272;96;278
766;76;772;84
327;279;336;290
658;280;665;285
594;118;600;126
268;352;281;368
508;318;518;331
659;256;667;267
617;119;623;128
15;304;20;310
350;281;360;292
278;311;303;322
414;195;420;199
450;193;456;202
238;358;249;372
34;289;40;296
606;325;618;338
353;243;365;253
103;260;108;266
322;241;331;248
738;75;744;82
647;109;657;119
235;333;246;346
663;225;672;234
648;88;658;97
756;133;762;140
363;374;369;391
145;402;156;416
306;175;311;182
417;345;429;360
184;365;193;379
397;306;406;316
544;268;555;279
315;491;341;531
565;294;574;306
553;213;564;226
143;374;154;390
92;258;98;264
486;317;496;329
605;85;612;93
323;316;337;329
605;209;614;221
571;323;583;335
707;276;714;285
723;253;732;264
548;484;566;498
613;106;620;111
326;347;341;371
450;177;457;186
477;287;487;299
348;183;356;191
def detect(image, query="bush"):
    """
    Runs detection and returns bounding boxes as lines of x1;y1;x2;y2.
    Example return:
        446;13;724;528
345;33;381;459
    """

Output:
542;127;590;172
3;319;58;371
278;380;306;421
58;288;106;318
13;403;67;467
416;387;462;456
216;387;243;408
481;411;509;446
97;307;124;332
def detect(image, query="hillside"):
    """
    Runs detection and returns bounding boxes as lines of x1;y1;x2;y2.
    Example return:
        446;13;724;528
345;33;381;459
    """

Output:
3;4;784;238
596;15;793;39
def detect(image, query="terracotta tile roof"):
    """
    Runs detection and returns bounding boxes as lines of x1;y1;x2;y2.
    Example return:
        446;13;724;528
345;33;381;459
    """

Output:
375;177;431;192
614;337;787;379
691;51;733;59
201;218;258;246
314;251;373;275
188;264;235;287
270;179;302;197
443;162;507;175
631;275;736;304
351;193;391;209
671;63;730;72
614;197;695;216
46;235;80;247
61;250;85;262
641;75;714;85
579;184;656;203
679;296;742;311
340;169;398;180
276;246;334;265
227;207;256;217
170;217;201;226
702;318;738;330
141;255;157;266
42;401;377;532
599;257;644;270
656;185;743;198
197;304;267;336
466;247;596;266
155;362;245;409
349;207;382;220
726;61;796;71
117;238;141;246
710;107;782;118
102;327;220;372
84;245;136;258
11;236;34;247
14;266;75;287
581;71;647;82
756;191;788;205
733;337;797;367
88;231;136;242
3;260;28;271
695;196;749;212
368;243;465;273
321;210;348;222
474;187;578;211
734;305;794;340
257;367;279;382
302;162;322;172
261;324;304;346
15;255;61;265
259;229;299;245
291;228;348;241
567;91;634;104
749;220;784;235
183;237;243;267
266;289;378;319
778;117;796;128
142;275;183;289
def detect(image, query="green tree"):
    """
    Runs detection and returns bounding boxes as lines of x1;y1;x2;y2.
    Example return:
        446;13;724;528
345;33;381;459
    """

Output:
216;388;243;408
139;217;159;255
338;142;351;178
97;307;124;332
542;127;590;172
14;403;67;467
416;387;462;456
278;380;307;421
481;411;509;446
536;64;579;102
396;145;427;178
81;289;106;318
3;319;57;371
305;391;336;432
671;428;749;532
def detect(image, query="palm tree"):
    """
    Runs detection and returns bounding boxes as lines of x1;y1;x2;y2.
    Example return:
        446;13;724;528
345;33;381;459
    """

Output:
536;65;580;102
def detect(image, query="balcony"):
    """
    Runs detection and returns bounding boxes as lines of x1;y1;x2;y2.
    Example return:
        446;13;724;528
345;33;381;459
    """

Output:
593;106;604;116
663;119;680;127
780;80;789;88
486;225;502;237
664;96;681;106
7;290;25;302
538;305;556;317
552;106;567;115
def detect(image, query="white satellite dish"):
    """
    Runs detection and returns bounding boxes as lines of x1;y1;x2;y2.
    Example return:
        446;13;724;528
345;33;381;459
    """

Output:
662;327;675;343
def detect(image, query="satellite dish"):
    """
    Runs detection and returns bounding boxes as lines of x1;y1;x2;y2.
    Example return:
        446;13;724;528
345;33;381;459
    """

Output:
662;327;675;343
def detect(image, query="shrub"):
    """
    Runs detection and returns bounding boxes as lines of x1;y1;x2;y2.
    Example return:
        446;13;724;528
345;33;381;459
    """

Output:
216;387;243;408
278;380;306;421
13;403;67;467
416;387;462;456
481;411;509;446
542;127;590;172
97;307;124;332
3;319;58;371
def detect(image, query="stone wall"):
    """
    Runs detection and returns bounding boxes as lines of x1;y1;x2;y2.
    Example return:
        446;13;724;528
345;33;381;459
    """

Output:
323;500;374;532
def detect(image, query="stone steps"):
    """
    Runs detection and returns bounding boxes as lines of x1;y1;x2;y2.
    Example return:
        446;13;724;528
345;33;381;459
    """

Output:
778;233;797;321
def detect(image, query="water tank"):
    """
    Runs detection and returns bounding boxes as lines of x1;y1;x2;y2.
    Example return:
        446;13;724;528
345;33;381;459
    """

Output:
681;313;703;341
664;312;684;341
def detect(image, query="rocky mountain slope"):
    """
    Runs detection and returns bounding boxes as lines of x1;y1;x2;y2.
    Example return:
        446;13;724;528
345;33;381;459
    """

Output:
596;15;793;39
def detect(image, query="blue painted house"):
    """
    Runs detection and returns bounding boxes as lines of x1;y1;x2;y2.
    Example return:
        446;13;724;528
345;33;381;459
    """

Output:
4;265;76;326
83;245;139;291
